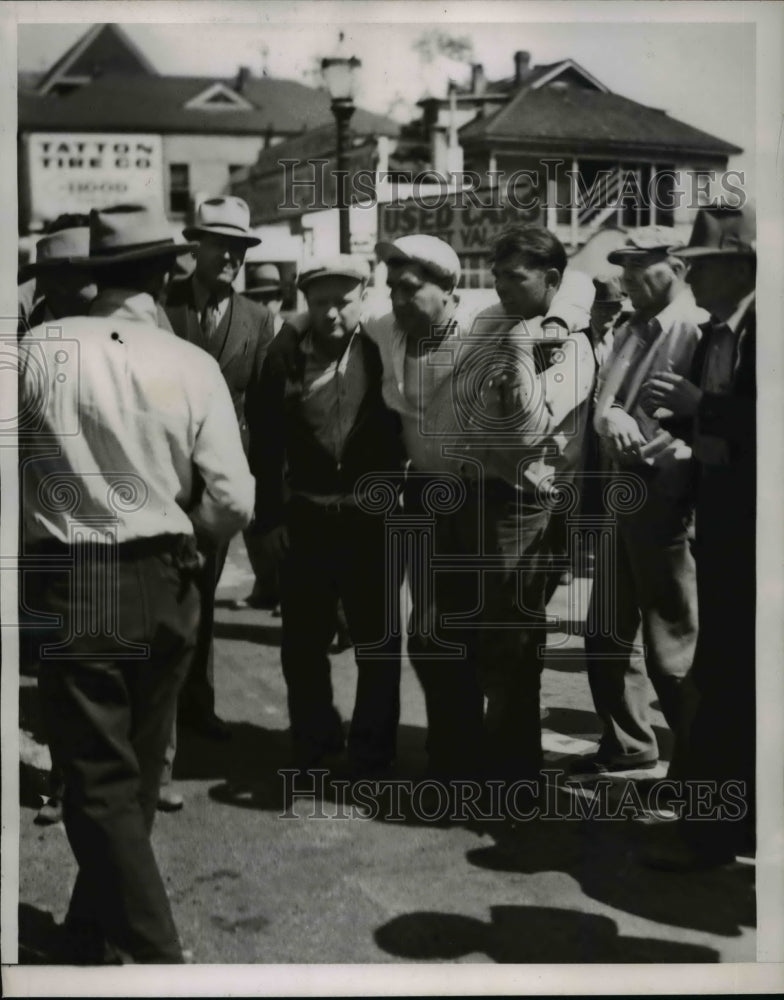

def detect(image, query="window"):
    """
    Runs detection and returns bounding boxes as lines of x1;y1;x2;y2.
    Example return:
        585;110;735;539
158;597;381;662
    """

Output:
168;164;190;216
459;253;494;290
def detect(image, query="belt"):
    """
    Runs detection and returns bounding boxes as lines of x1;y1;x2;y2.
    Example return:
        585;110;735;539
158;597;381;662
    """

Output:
28;533;196;559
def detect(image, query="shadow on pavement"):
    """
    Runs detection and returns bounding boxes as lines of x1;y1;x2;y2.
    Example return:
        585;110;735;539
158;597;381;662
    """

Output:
374;906;718;962
465;805;755;938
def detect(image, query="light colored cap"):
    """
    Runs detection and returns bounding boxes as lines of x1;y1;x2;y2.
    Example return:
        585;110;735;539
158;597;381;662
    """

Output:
607;225;683;264
297;255;370;290
245;262;282;294
184;196;261;246
375;234;461;285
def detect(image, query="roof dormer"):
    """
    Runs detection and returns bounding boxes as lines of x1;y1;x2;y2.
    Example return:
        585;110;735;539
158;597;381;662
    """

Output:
185;82;253;111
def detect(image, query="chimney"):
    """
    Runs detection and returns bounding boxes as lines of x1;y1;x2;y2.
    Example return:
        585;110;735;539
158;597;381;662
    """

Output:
514;50;531;85
471;63;486;95
235;65;251;94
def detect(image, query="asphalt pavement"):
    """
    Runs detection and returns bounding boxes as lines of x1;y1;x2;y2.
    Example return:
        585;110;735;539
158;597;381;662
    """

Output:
17;537;756;966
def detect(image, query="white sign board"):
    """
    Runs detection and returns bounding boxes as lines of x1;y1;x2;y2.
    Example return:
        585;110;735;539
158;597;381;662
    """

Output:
28;133;164;224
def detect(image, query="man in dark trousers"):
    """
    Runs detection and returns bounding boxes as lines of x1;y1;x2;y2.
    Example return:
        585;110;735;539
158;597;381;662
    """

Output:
640;203;756;870
19;202;255;962
164;196;274;753
249;257;403;776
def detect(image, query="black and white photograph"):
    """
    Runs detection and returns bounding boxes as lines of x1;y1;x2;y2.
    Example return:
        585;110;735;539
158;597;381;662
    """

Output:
2;1;783;995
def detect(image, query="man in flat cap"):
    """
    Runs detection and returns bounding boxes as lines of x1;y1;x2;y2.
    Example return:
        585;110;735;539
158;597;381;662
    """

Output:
249;257;403;776
163;196;274;765
583;225;705;778
19;202;255;962
640;203;756;870
368;231;589;790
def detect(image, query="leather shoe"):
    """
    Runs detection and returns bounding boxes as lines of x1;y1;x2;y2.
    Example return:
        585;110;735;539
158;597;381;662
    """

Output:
641;841;737;872
35;797;63;826
157;787;184;812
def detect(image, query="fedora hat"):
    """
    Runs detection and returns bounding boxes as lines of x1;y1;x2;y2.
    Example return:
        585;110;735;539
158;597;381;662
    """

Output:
674;202;756;259
19;226;91;282
183;196;261;246
245;262;282;298
592;274;625;304
84;203;198;266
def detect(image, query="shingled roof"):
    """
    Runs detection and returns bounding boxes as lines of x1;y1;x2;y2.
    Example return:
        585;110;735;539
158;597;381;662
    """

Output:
458;85;741;158
19;73;401;138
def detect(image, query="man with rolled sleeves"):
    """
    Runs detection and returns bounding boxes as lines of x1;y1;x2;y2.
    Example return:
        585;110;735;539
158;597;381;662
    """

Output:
164;196;275;747
249;257;404;775
640;203;756;869
19;203;255;962
584;226;704;777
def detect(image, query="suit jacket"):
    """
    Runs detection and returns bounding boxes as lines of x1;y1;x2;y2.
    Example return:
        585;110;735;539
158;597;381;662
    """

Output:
165;276;274;452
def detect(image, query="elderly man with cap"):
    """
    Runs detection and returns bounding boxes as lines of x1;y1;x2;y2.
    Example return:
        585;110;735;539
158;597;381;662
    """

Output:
367;231;588;789
582;225;705;778
19;202;255;962
18;215;96;335
163;196;274;757
249;256;404;776
640;203;756;870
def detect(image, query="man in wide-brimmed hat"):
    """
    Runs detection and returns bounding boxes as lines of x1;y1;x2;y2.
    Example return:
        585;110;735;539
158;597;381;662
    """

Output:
17;214;96;334
19;202;255;962
640;202;756;871
163;197;274;762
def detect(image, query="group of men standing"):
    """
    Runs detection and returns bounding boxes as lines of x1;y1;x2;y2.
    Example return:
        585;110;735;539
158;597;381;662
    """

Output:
18;190;756;963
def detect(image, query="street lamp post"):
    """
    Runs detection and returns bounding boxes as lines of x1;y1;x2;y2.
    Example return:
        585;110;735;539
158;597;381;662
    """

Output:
322;44;361;254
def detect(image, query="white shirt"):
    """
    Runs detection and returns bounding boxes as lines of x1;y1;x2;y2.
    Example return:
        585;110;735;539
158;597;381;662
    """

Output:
19;288;255;545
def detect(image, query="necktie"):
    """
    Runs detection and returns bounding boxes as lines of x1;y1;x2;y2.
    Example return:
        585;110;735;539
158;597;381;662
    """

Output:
201;294;221;343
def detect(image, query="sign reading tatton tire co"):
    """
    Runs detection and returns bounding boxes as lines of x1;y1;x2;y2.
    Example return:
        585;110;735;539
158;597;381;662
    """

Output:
26;133;164;224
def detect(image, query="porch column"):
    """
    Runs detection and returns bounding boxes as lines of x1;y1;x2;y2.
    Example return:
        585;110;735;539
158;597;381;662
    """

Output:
570;156;579;248
649;163;657;225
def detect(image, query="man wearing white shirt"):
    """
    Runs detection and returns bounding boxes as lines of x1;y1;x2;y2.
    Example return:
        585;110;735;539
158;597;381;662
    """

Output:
369;228;592;788
584;226;704;778
20;203;254;963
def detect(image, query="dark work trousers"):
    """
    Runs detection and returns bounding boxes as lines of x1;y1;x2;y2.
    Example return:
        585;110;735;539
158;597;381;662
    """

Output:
405;475;551;782
585;475;698;773
31;535;200;963
279;496;401;770
161;539;228;786
681;466;755;857
244;529;280;604
543;509;570;606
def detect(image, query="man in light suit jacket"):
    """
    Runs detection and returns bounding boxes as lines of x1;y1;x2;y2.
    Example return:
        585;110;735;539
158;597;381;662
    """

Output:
163;196;274;773
583;226;705;780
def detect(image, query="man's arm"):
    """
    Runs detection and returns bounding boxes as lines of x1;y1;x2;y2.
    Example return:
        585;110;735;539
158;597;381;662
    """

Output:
247;325;299;536
190;360;256;542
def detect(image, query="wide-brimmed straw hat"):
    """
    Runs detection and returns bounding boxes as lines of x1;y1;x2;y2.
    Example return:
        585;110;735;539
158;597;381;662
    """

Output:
183;196;261;246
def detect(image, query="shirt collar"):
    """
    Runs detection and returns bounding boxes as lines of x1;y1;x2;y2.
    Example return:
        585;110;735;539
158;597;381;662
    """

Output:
723;290;755;334
192;274;231;313
302;324;361;361
89;288;159;325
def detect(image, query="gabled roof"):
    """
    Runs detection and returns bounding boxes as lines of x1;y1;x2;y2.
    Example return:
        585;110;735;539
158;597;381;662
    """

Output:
448;58;608;101
36;24;156;95
19;74;401;138
458;86;741;159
